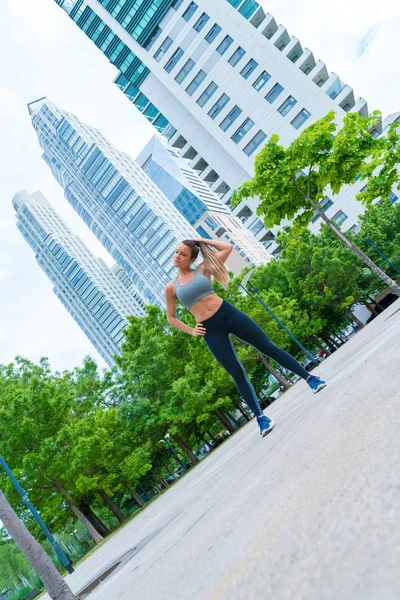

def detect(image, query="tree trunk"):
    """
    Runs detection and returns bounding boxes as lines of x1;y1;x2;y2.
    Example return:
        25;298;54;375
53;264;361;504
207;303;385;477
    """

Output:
258;355;291;389
316;210;400;296
365;301;379;316
77;500;110;538
213;410;236;434
0;489;77;600
150;479;163;494
228;411;241;428
344;307;365;329
137;483;150;502
310;336;332;357
97;489;126;524
125;483;145;507
207;430;218;444
236;404;251;421
202;437;214;451
330;330;345;346
320;333;337;352
172;433;199;465
164;464;177;479
369;297;385;313
52;480;103;545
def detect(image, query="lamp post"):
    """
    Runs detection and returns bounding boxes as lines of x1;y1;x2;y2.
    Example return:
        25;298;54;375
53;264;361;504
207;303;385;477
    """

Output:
0;453;74;574
158;434;187;472
239;269;316;363
361;235;400;275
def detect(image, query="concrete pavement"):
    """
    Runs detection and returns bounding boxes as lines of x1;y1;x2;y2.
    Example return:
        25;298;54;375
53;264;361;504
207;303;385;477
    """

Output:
43;299;400;600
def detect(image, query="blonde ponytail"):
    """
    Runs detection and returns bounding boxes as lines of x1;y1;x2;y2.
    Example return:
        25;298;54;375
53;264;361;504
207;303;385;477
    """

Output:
181;240;230;288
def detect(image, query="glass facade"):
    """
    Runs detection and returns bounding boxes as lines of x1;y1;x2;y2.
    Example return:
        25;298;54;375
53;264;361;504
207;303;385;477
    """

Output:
13;190;144;367
137;136;231;226
29;99;196;308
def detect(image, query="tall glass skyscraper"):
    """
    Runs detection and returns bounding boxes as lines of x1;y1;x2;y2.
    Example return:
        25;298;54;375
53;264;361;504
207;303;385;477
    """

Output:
137;134;272;272
13;190;145;367
53;0;387;253
28;97;197;307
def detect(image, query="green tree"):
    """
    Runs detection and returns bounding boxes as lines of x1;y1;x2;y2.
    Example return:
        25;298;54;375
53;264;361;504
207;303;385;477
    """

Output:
0;358;103;544
232;111;400;295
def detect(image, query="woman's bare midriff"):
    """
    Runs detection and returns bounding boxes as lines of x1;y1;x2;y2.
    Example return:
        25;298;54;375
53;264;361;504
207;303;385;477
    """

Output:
189;294;223;323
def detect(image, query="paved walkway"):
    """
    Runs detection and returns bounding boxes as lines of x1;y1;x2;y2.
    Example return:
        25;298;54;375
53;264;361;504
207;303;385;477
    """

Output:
44;300;400;600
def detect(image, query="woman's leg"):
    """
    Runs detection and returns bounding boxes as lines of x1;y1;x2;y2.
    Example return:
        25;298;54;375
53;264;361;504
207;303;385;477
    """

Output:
226;303;310;380
204;330;263;417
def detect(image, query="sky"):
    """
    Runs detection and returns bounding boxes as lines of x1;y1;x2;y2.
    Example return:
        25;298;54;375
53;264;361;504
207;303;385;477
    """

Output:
0;0;399;373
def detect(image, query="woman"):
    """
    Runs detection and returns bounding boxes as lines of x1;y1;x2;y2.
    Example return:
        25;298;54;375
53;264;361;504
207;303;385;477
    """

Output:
165;238;326;437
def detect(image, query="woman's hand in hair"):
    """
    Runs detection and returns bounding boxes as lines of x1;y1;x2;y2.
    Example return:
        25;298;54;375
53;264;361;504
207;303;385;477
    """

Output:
192;323;206;336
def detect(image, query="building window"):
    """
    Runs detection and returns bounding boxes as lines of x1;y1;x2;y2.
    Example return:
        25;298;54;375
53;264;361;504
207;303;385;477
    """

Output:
193;12;209;31
175;58;195;84
291;108;311;129
185;70;206;96
134;92;149;112
265;83;284;104
197;81;218;107
389;191;398;204
310;197;334;223
220;105;242;131
171;0;184;9
243;130;267;156
231;118;254;144
332;210;348;226
252;70;271;91
182;1;198;21
278;95;297;116
228;47;245;67
205;23;222;44
154;37;172;62
154;114;169;132
326;78;345;100
208;93;230;119
216;35;233;55
250;218;264;235
164;47;184;73
240;58;258;79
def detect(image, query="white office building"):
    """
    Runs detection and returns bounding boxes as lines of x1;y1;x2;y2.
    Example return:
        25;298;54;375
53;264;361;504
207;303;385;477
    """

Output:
28;97;198;307
53;0;398;253
13;190;146;367
137;134;272;273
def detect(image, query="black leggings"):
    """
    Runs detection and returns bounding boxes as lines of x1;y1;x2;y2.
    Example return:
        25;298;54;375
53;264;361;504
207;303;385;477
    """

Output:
202;301;309;417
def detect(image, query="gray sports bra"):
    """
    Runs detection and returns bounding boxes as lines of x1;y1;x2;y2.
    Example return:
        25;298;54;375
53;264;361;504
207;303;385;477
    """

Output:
174;269;215;310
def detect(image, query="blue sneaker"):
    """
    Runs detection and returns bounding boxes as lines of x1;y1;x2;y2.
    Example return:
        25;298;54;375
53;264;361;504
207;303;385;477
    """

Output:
307;375;327;394
257;415;276;437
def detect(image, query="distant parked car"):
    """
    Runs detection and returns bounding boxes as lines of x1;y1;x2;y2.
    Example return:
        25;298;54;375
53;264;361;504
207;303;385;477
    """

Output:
259;395;276;409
